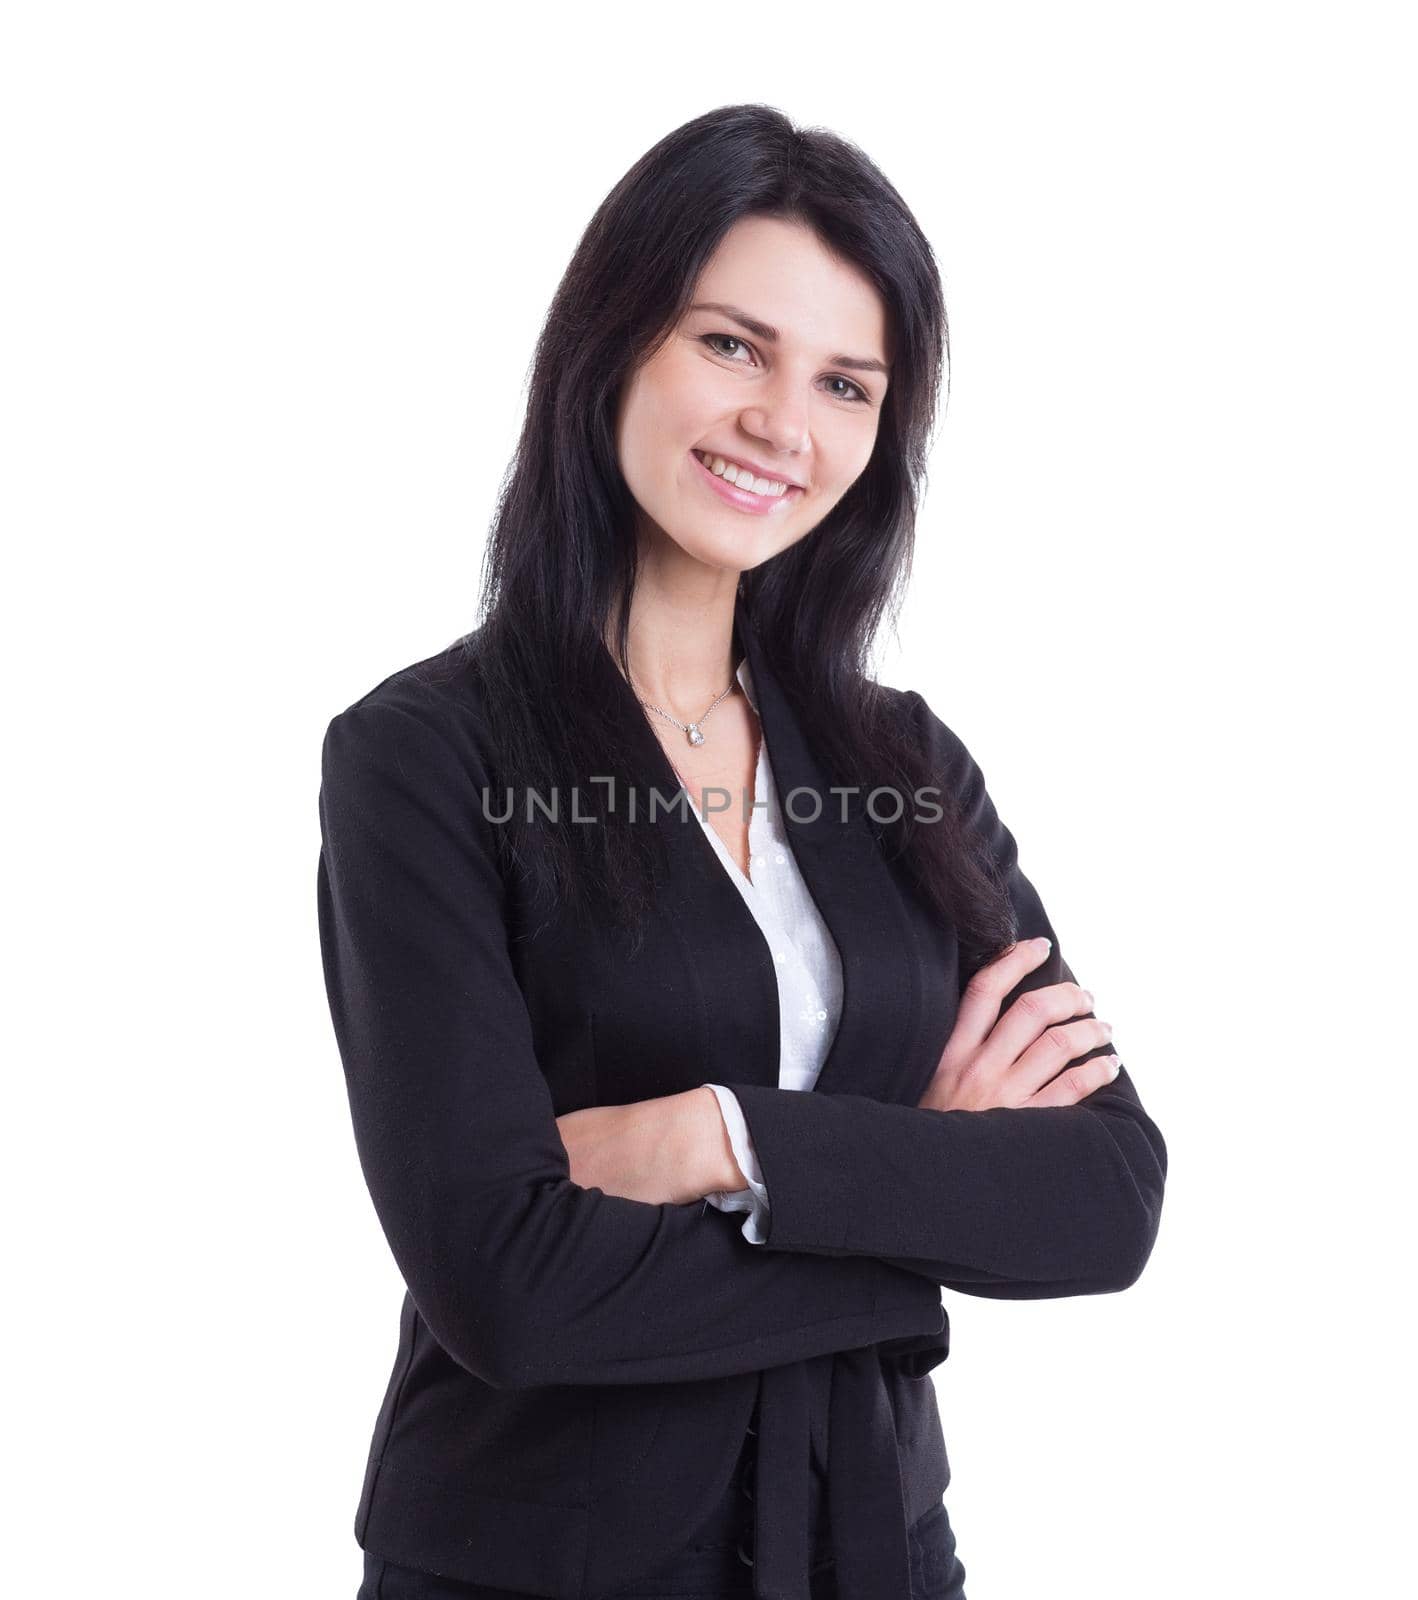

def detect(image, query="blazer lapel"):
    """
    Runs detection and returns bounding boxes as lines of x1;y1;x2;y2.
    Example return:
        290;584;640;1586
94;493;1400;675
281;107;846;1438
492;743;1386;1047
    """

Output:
589;610;785;1091
590;595;922;1105
734;602;921;1105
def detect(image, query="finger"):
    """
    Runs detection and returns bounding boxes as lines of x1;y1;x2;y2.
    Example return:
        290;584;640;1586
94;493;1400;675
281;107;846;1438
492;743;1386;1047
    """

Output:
949;937;1057;1059
1027;1053;1122;1108
1003;1014;1115;1099
968;978;1098;1076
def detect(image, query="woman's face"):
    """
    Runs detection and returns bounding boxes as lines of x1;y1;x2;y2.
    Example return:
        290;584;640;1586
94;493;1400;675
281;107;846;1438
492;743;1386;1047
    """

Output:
614;214;892;576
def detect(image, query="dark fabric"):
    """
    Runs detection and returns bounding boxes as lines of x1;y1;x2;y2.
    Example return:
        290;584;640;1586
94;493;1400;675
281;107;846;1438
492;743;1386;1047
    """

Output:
358;1511;963;1600
356;1422;966;1598
318;591;1165;1600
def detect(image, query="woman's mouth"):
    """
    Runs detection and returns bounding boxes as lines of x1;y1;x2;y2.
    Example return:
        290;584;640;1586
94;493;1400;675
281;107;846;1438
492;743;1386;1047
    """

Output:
690;449;805;515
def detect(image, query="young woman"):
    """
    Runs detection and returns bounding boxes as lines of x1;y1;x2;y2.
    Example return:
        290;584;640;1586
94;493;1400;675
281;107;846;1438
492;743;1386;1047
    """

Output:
318;103;1167;1600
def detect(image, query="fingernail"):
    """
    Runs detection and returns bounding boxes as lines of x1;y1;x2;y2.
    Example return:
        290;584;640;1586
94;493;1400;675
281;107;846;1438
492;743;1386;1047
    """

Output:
1035;937;1051;952
1110;1057;1122;1080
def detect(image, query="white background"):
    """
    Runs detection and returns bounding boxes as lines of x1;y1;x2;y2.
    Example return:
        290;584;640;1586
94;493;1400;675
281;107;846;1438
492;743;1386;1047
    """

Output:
5;4;1413;1595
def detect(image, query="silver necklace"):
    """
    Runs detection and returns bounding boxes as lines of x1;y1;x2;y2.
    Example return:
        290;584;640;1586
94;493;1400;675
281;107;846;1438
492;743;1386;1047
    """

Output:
636;675;737;747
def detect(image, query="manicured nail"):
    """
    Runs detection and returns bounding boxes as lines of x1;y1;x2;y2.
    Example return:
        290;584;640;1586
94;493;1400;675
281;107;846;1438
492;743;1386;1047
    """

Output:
1109;1057;1122;1080
1035;937;1052;952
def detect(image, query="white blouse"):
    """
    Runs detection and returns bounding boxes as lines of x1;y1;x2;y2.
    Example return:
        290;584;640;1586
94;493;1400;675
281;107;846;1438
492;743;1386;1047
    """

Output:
691;654;844;1244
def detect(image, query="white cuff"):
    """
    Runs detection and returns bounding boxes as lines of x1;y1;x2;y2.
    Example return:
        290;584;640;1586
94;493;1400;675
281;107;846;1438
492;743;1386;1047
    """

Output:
701;1083;771;1245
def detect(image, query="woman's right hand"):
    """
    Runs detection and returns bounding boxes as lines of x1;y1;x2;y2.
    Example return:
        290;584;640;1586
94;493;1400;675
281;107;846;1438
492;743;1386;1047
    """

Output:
917;936;1120;1113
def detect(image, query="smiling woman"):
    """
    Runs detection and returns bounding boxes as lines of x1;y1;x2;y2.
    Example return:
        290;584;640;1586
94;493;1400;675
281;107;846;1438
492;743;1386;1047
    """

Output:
615;214;891;564
321;100;1164;1600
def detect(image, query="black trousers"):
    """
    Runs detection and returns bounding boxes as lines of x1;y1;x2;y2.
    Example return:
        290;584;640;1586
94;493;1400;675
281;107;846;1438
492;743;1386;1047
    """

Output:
357;1415;967;1600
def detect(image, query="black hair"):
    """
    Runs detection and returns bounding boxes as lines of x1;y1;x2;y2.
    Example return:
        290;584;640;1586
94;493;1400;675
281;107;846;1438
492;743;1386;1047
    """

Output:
462;102;1015;964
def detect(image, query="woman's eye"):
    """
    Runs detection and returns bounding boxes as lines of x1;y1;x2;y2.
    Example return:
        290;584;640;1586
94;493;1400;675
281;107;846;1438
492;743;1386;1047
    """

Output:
703;332;751;362
700;333;870;405
825;375;870;405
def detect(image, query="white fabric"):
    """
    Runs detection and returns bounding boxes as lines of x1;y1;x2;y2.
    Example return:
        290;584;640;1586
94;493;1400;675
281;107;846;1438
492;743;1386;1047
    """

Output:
691;654;844;1244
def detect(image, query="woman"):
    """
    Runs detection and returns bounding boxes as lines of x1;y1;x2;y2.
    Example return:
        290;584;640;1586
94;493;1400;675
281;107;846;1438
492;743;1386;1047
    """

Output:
318;104;1167;1600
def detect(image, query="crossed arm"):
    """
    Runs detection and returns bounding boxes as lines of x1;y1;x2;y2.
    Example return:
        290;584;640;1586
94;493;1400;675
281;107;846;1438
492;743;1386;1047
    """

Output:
320;683;1165;1408
558;690;1168;1301
319;692;949;1393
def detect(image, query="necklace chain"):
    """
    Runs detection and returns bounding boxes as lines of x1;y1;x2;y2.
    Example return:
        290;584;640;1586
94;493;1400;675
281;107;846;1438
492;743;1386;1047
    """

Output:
635;673;737;748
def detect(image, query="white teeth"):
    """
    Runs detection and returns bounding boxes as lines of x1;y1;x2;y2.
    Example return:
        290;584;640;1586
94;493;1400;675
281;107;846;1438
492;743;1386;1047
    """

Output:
695;450;791;499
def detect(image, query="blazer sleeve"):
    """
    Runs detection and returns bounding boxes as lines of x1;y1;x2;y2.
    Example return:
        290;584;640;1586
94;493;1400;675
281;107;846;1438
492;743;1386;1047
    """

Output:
701;1083;771;1243
717;690;1168;1300
317;693;945;1391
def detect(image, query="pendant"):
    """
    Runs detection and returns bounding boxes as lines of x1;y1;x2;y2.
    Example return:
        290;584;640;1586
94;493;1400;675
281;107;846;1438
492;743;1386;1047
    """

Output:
686;724;705;746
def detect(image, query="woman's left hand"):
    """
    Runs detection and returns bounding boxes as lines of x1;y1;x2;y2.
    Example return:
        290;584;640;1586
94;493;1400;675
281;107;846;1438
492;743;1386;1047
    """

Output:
556;1088;727;1206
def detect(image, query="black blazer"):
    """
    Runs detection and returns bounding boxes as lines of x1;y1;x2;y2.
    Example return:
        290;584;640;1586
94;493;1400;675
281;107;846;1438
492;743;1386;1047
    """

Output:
316;595;1167;1600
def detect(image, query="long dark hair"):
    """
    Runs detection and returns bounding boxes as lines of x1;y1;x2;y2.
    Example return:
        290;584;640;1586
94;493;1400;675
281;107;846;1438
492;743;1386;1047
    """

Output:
459;103;1016;965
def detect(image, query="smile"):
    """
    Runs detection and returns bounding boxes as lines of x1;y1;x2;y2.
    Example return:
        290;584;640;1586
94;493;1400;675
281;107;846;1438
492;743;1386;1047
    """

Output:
690;449;805;515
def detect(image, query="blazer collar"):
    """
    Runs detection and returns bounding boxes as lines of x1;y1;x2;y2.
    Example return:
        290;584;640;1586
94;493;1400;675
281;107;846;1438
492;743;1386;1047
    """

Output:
593;593;921;1104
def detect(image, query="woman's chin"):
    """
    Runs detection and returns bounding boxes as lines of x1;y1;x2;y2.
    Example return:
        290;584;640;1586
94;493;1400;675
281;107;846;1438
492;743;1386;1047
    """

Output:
655;514;798;572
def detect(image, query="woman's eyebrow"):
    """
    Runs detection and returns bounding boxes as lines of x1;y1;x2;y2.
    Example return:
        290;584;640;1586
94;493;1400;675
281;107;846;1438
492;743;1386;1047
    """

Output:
688;300;890;376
